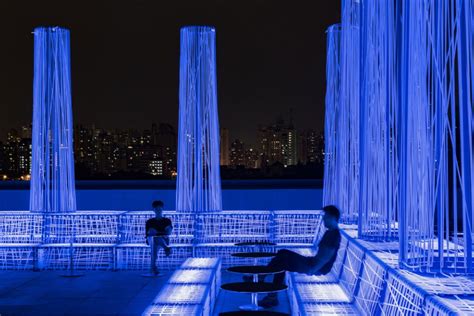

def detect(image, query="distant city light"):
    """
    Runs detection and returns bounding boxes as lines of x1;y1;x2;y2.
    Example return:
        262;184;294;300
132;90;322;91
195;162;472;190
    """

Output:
0;117;325;179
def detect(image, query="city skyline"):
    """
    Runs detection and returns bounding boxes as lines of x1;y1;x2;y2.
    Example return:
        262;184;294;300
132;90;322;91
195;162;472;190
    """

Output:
0;109;320;147
0;107;322;148
0;118;324;151
0;1;340;146
0;117;325;180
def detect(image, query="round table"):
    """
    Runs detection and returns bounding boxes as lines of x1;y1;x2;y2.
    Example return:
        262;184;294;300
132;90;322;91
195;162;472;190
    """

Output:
221;282;287;311
227;265;284;297
223;265;286;311
219;311;290;316
222;282;287;293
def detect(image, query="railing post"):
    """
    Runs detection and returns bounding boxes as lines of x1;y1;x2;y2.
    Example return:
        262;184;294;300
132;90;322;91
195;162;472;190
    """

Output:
269;210;276;243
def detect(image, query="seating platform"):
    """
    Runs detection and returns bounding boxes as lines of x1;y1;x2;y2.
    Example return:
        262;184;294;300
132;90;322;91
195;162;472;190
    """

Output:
142;257;221;316
37;243;115;270
0;243;40;270
287;230;462;315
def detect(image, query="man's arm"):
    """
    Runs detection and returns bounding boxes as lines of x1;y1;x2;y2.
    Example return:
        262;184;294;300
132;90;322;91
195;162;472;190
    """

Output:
164;225;173;235
163;218;173;235
147;227;158;237
307;246;337;275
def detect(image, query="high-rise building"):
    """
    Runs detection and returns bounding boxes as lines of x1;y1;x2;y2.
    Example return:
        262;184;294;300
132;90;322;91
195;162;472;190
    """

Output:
18;138;31;176
96;129;120;176
148;155;163;176
244;148;259;169
3;128;32;178
298;130;324;164
0;142;5;176
258;116;297;167
230;139;245;167
258;126;282;166
20;125;32;139
220;128;230;166
155;123;177;177
281;129;297;166
75;125;98;174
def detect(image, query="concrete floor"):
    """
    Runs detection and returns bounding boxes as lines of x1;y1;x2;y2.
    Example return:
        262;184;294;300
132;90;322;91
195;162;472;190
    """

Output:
0;270;291;316
0;270;169;316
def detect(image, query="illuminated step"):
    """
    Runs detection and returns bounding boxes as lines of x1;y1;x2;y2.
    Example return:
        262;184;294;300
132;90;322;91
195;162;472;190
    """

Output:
180;257;221;270
168;269;214;284
143;257;221;316
153;284;210;305
142;304;203;316
295;283;351;303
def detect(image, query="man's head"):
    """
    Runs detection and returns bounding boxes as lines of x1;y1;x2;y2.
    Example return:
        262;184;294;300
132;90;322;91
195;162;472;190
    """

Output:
322;205;340;229
152;200;164;216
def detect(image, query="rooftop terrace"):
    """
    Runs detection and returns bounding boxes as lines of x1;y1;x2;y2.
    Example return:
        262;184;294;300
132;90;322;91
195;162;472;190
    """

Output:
0;209;472;315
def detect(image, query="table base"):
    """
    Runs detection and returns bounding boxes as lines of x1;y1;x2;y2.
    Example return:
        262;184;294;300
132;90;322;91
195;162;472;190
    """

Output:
141;272;164;277
239;304;263;311
239;293;262;311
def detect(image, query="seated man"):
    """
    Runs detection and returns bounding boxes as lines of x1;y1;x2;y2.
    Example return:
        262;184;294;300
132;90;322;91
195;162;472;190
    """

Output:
145;200;173;275
259;205;341;308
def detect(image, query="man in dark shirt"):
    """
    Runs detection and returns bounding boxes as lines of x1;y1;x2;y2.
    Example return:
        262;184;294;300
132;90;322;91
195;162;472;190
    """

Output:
258;205;342;308
145;200;173;275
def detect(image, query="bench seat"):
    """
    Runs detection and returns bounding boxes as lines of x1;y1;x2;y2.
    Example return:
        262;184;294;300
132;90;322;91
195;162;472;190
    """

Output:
142;257;221;316
288;230;438;315
294;282;352;303
37;243;115;270
115;243;193;270
0;243;40;270
142;304;204;316
292;273;339;284
299;303;359;315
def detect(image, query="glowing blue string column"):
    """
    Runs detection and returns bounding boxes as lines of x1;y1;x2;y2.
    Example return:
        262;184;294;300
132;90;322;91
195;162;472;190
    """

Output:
399;0;474;273
323;24;341;212
176;26;222;213
458;0;474;273
30;27;76;213
358;0;398;240
332;0;361;222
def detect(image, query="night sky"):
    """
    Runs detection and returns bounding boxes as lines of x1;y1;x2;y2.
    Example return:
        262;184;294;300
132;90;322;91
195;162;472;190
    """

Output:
0;0;340;145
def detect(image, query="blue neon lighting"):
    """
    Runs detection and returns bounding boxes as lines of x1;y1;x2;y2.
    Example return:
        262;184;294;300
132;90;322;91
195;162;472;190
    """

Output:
176;26;222;213
30;27;76;213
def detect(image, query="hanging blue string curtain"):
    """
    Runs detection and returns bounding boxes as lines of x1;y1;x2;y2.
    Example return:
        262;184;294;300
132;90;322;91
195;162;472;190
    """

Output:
30;27;76;213
324;0;473;273
399;0;474;272
323;24;341;213
176;26;222;213
330;0;361;223
358;0;398;240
